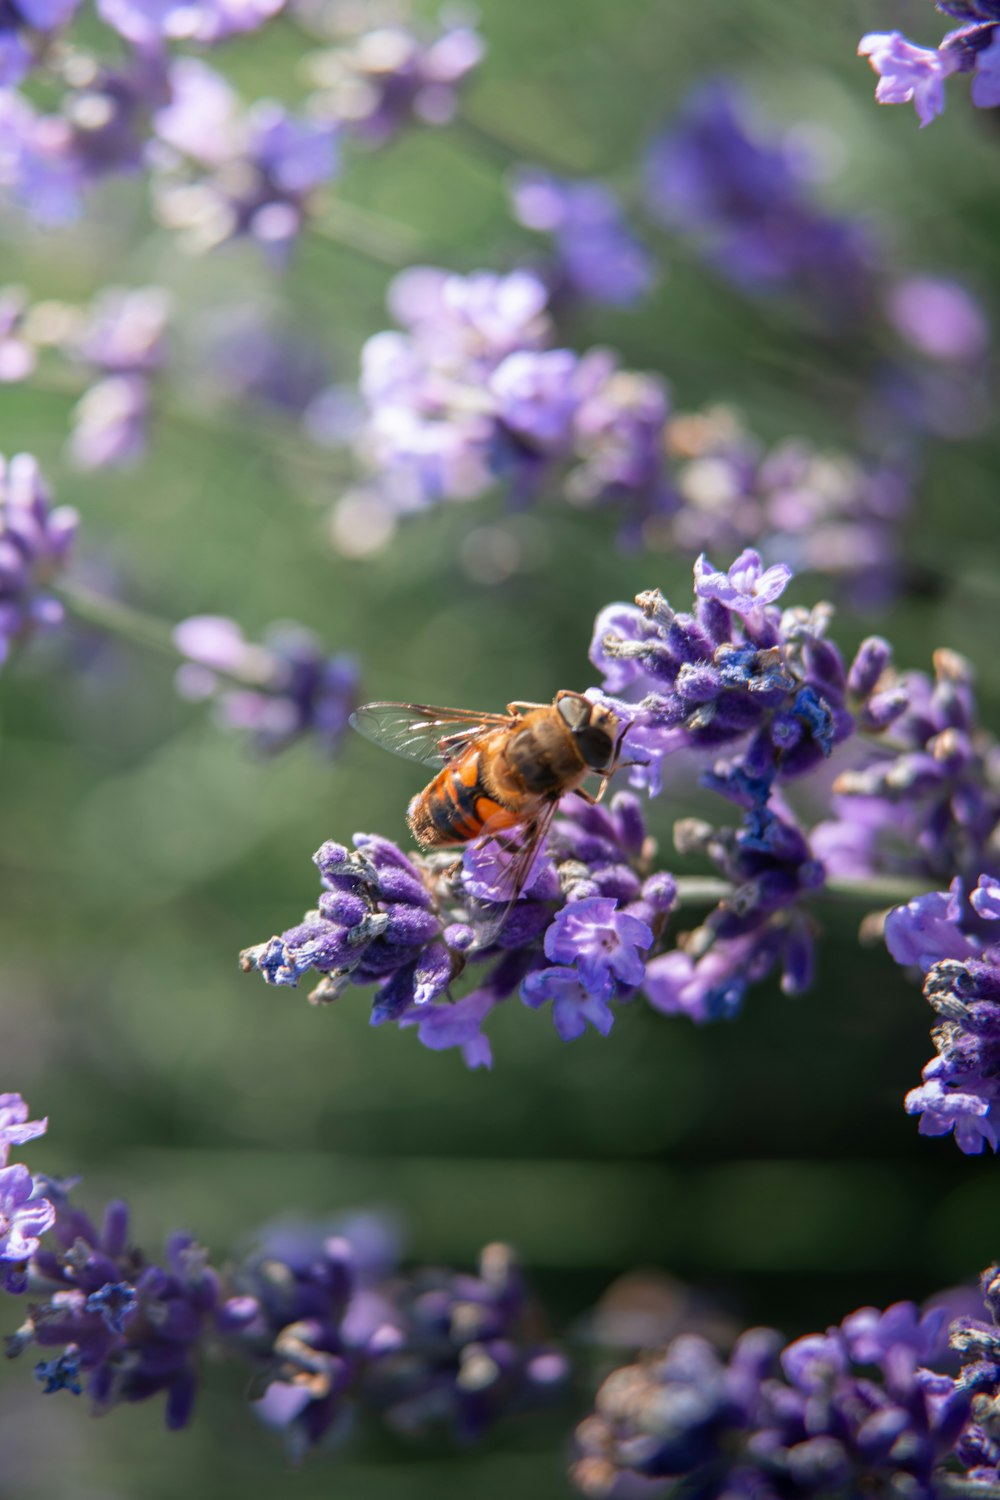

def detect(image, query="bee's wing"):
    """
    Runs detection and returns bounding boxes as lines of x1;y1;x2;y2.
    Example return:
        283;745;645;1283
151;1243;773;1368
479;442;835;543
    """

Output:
466;799;560;950
350;701;516;769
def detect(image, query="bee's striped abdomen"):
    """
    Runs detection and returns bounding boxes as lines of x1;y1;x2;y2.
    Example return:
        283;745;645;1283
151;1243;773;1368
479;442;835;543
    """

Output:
409;748;521;847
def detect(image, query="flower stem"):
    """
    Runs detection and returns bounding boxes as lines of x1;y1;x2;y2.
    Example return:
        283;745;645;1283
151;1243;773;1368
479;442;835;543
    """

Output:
672;873;929;911
53;580;178;659
312;198;424;268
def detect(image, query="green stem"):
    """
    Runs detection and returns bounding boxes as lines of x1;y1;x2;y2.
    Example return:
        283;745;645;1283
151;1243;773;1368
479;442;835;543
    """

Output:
454;107;592;176
312;198;424;268
672;873;929;911
54;580;278;690
55;579;178;659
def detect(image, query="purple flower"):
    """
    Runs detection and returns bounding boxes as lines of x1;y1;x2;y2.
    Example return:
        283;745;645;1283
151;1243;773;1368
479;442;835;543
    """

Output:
858;32;955;125
306;21;484;146
520;966;616;1040
398;988;495;1069
645;82;876;318
971;29;1000;104
884;880;980;971
588;557;871;799
0;1093;47;1167
174;617;360;755
693;547;792;619
508;168;655;307
0;1167;55;1287
0;0;81;87
543;896;652;998
357;265;672;522
0;286;35;381
885;874;1000;1153
68;376;151;470
73;286;170;376
826;646;1000;889
153;64;338;260
667;408;911;607
242;793;671;1067
0;453;78;666
98;0;285;44
886;276;990;364
574;1294;973;1496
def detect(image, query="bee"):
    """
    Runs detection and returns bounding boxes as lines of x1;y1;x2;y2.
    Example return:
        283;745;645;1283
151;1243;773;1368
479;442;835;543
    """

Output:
350;692;629;913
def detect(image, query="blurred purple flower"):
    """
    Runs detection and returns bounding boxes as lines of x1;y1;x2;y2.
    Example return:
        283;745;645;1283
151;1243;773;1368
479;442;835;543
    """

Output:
0;287;35;382
0;0;81;87
644;82;876;318
0;453;78;666
574;1293;971;1496
509;167;655;307
886;276;990;363
68;376;151;470
174;615;360;755
306;20;484;145
98;0;286;43
154;61;338;260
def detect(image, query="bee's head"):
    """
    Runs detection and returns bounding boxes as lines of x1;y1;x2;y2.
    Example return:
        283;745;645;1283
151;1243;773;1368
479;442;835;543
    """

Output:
556;693;621;771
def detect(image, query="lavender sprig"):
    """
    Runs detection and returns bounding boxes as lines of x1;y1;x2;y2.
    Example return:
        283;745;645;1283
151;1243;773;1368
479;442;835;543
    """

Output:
884;875;1000;1153
1;1096;565;1448
573;1298;979;1498
240;793;674;1068
242;552;968;1064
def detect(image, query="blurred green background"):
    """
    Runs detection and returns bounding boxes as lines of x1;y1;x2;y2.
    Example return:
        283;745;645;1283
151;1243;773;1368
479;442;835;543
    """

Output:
3;0;1000;1494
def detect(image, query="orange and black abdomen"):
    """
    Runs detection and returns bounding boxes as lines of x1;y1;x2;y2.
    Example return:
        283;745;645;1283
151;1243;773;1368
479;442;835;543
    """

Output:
408;746;522;848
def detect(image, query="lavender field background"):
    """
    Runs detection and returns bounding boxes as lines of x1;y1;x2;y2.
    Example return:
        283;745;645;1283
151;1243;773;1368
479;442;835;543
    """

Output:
3;0;1000;1495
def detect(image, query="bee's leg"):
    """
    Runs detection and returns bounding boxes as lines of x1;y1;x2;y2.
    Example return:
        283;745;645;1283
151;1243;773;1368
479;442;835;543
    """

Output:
505;700;547;715
572;786;602;805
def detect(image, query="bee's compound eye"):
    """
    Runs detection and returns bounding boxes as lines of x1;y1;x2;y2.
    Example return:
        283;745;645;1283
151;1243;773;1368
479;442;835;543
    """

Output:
575;725;614;771
557;694;589;732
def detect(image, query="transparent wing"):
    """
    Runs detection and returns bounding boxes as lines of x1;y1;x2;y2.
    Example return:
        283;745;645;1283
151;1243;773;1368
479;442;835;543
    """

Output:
349;701;515;769
465;799;560;950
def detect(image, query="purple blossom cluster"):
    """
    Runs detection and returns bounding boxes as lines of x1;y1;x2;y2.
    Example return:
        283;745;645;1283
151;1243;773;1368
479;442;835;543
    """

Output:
304;16;484;145
817;646;1000;890
643;81;877;319
173;615;360;755
589;549;902;797
0;3;475;240
66;286;171;470
241;546;974;1071
884;875;1000;1153
508;168;655;308
1;1098;565;1447
358;265;674;526
152;58;339;261
0;453;78;667
240;792;675;1068
664;407;913;606
573;1297;976;1498
859;6;1000;127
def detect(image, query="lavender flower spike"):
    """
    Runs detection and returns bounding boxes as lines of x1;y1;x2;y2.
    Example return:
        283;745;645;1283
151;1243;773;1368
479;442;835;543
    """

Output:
0;454;78;666
174;616;360;755
886;875;1000;1153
